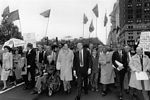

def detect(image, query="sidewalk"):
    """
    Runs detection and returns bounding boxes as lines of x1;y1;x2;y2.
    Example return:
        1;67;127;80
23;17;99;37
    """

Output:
0;77;23;88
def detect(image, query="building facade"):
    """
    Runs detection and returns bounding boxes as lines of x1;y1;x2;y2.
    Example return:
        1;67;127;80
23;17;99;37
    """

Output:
107;0;119;47
118;0;150;46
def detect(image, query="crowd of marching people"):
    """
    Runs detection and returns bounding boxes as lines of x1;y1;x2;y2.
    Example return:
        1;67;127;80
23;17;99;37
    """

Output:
0;42;150;100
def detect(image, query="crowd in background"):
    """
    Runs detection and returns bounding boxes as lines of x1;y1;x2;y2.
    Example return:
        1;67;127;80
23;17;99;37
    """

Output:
0;42;150;100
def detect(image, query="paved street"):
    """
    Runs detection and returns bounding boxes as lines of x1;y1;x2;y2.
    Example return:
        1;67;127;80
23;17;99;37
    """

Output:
0;83;130;100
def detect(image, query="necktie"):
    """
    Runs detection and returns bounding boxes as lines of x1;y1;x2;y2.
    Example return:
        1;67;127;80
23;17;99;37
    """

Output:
119;51;122;61
140;55;143;71
79;51;83;67
140;55;145;90
28;50;30;55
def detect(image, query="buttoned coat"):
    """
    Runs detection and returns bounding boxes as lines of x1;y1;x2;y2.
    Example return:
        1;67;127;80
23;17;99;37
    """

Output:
129;54;150;90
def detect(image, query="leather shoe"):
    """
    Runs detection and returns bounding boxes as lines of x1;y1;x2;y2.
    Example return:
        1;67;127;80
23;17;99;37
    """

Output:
84;91;88;95
119;95;123;100
75;96;80;100
101;91;107;96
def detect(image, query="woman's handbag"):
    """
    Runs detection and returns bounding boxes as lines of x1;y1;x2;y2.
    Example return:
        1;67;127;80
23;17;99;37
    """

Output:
56;62;61;70
21;64;27;75
9;70;14;76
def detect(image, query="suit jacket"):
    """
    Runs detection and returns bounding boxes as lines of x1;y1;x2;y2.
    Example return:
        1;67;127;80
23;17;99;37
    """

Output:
112;50;128;71
36;51;44;63
91;55;99;73
73;48;92;76
26;49;36;68
43;51;46;64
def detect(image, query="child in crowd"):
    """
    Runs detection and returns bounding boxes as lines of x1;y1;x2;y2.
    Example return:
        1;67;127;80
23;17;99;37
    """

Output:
91;48;99;92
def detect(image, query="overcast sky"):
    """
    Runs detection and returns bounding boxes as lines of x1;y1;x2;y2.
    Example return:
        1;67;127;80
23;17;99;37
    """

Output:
0;0;116;44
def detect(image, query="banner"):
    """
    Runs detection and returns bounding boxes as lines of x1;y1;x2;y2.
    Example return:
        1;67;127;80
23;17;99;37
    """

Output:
89;20;94;33
83;14;88;24
40;9;51;18
139;31;150;51
23;33;36;50
7;10;20;23
2;6;9;18
92;4;99;18
104;13;108;27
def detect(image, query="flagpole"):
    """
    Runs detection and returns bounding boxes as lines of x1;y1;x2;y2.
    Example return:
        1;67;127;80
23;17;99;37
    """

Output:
19;20;22;34
83;23;84;38
45;15;50;37
105;9;107;44
106;25;107;44
96;18;98;38
89;32;91;43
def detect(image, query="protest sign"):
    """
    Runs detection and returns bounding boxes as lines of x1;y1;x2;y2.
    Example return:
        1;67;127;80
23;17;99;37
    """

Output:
139;31;150;51
23;33;36;51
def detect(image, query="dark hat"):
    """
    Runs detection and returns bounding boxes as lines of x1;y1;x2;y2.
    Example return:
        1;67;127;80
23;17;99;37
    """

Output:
27;43;33;48
4;45;11;52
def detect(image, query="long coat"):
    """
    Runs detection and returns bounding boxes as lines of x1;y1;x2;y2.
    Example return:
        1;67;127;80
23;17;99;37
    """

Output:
129;54;150;91
57;49;74;81
1;52;13;81
99;52;115;84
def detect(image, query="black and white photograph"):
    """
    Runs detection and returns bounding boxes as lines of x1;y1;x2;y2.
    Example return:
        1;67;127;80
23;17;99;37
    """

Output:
0;0;150;100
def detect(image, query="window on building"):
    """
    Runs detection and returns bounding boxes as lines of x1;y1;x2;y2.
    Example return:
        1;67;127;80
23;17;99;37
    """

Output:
128;15;133;19
129;32;133;35
136;19;142;23
136;3;142;7
128;0;133;4
128;36;133;39
128;25;133;29
137;32;141;35
136;14;142;19
128;20;133;23
144;8;150;14
128;4;133;8
136;8;142;19
128;9;133;14
144;3;150;7
136;0;142;2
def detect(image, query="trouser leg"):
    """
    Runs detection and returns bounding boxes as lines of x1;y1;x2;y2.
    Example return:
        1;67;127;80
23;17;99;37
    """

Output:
22;75;28;86
94;73;99;89
83;76;88;93
77;76;82;97
63;81;67;91
119;71;126;96
35;77;42;91
30;68;36;88
142;91;150;100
